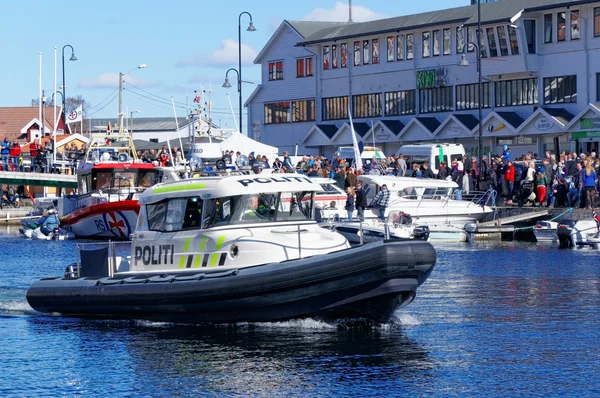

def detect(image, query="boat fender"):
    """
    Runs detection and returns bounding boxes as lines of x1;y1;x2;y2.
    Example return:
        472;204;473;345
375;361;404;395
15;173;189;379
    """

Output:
96;278;126;286
204;269;239;279
147;274;175;283
122;277;150;284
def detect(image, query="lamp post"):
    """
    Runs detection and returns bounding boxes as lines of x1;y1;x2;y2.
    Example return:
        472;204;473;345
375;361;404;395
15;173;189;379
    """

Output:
237;11;256;135
222;68;240;131
118;64;147;134
458;0;483;169
61;45;77;124
130;110;141;135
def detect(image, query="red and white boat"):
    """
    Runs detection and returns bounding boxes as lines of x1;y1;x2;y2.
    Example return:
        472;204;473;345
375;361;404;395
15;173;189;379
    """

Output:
58;132;157;240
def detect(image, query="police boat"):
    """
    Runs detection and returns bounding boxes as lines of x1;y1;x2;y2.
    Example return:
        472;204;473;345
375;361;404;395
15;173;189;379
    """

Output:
26;173;436;324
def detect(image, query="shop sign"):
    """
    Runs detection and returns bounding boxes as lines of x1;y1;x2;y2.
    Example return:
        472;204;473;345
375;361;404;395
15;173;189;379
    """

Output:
448;125;466;136
375;128;391;141
579;118;600;130
416;68;447;89
572;131;600;139
535;117;554;131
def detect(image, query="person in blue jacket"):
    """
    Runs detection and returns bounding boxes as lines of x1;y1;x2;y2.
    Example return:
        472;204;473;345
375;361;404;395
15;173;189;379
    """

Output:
1;138;10;171
500;145;511;165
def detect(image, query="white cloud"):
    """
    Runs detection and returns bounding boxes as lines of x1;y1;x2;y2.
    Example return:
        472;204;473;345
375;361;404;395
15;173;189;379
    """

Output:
78;73;160;89
303;1;387;22
176;39;258;67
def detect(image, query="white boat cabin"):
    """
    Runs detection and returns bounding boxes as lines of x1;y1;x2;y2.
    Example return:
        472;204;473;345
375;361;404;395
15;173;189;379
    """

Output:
126;174;349;273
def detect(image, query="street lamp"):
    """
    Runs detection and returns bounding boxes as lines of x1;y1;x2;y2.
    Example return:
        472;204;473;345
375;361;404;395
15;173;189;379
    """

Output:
61;44;77;125
237;11;256;135
118;64;147;134
458;0;483;169
130;109;141;135
222;68;240;131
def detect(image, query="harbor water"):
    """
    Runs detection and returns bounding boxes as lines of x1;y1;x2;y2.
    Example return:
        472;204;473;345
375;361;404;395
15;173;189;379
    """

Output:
1;226;599;397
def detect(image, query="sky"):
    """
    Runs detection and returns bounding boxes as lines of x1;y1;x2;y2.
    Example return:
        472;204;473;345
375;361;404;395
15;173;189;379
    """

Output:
0;0;466;130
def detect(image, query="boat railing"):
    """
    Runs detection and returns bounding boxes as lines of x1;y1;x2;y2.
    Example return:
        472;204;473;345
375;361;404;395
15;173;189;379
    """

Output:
69;241;130;278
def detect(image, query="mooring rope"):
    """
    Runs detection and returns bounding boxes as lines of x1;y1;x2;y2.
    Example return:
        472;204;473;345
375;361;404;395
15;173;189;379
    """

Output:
513;207;574;231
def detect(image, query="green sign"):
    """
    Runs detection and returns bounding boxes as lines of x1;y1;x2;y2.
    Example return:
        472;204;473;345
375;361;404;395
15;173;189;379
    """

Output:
572;131;600;139
416;69;437;89
579;118;600;130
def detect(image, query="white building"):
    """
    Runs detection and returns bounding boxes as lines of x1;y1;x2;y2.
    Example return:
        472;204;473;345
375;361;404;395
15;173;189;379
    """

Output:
246;0;600;159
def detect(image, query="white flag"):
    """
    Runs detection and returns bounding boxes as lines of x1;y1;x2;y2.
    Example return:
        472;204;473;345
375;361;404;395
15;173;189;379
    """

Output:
348;104;363;171
66;105;83;124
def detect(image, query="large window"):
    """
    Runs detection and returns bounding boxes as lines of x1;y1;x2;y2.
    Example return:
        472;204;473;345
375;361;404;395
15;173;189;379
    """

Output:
372;39;379;64
322;96;349;121
543;75;577;104
264;102;291;124
544;14;553;43
385;90;416;116
422;32;431;58
467;27;476;52
508;25;519;54
387;36;395;62
443;28;451;55
296;57;313;78
268;61;283;81
457;28;465;54
341;43;348;68
496;26;509;56
292;100;316;122
524;20;536;53
595;8;600;37
353;41;360;66
397;35;404;60
419;87;453;113
571;10;580;40
353;94;382;118
456;83;491;110
479;28;488;58
363;40;370;64
557;12;566;42
406;33;414;59
487;27;498;57
332;44;338;69
432;30;440;56
323;46;330;70
494;78;538;107
147;198;204;232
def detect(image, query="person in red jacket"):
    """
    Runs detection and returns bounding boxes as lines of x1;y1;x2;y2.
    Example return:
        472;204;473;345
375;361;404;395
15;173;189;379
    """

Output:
504;160;515;204
29;142;38;172
9;140;20;171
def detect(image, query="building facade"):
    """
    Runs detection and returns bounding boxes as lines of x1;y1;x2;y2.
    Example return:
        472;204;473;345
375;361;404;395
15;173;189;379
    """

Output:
246;0;600;159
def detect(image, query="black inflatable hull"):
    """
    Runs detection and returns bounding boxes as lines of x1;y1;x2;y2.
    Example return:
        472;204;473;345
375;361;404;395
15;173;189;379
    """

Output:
26;240;436;324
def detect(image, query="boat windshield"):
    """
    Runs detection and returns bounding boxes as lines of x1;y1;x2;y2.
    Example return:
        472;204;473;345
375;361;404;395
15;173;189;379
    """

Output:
203;191;314;228
397;186;451;200
318;183;343;194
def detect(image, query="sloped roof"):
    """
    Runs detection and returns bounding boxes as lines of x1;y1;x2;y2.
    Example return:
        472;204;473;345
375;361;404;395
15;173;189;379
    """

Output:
0;106;57;142
496;111;525;129
543;107;574;126
454;114;479;130
318;124;339;139
353;122;371;137
287;21;348;38
416;117;441;133
297;0;583;46
381;120;405;135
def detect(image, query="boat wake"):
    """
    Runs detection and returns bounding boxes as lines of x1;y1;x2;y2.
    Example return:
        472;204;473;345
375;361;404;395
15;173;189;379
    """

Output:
0;299;36;316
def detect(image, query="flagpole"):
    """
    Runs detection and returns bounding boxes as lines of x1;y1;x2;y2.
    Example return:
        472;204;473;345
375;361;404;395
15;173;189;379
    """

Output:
53;46;57;166
39;52;42;129
171;97;183;163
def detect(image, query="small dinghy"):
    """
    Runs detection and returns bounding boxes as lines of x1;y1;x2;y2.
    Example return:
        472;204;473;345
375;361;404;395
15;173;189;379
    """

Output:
26;172;436;324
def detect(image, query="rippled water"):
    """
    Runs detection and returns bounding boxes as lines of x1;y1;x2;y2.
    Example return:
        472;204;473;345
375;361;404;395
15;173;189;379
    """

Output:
1;226;599;397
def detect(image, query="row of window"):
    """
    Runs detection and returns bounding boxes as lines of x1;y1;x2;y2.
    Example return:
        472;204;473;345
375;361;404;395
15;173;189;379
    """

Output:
264;76;577;121
544;11;580;43
273;8;600;81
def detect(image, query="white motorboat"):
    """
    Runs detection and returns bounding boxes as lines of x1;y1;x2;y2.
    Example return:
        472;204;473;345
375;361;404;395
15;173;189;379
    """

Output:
310;177;348;221
423;223;469;243
358;175;493;225
533;220;559;244
322;211;430;244
557;219;600;249
27;172;437;324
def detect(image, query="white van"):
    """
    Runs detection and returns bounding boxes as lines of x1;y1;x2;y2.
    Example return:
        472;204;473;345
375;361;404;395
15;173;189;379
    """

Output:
395;143;465;175
336;146;386;168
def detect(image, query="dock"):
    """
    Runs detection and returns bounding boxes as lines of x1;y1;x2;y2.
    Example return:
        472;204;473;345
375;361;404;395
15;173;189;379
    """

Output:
0;171;77;189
